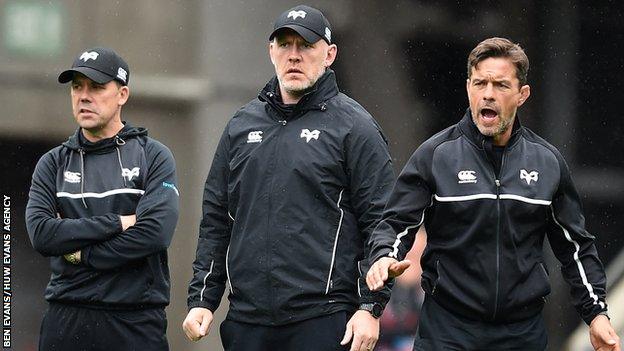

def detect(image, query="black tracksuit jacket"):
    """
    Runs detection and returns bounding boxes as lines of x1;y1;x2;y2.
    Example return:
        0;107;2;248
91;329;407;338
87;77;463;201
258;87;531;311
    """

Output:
370;110;608;325
187;70;395;325
26;124;179;309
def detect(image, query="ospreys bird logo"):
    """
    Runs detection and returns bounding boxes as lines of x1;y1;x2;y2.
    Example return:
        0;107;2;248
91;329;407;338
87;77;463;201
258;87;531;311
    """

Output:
520;169;539;185
300;129;320;143
79;51;99;62
122;167;140;181
287;10;307;20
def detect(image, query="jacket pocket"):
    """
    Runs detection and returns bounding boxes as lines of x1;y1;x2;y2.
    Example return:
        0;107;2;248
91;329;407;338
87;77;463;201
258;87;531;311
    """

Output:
226;244;234;295
325;189;345;294
431;259;441;295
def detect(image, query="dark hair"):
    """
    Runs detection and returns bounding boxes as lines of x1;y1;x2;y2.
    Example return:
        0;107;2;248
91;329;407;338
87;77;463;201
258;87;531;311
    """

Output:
467;37;529;86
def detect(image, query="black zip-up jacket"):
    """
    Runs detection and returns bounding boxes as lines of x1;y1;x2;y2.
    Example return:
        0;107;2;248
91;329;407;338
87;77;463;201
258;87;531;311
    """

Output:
187;70;395;325
26;123;179;309
370;110;608;325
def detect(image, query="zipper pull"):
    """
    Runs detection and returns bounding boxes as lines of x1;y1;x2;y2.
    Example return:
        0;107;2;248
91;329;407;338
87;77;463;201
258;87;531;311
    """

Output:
495;179;500;187
279;120;287;126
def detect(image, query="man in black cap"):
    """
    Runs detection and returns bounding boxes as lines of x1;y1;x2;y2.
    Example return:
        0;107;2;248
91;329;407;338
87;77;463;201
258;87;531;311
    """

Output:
26;47;179;350
183;5;395;351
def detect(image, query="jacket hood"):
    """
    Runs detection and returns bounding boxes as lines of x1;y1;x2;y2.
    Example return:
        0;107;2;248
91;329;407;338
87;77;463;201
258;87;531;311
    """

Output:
259;69;339;114
63;122;148;153
458;108;522;149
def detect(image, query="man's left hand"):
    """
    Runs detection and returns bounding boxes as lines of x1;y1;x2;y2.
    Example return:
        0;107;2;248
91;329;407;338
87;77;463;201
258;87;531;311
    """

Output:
340;310;379;351
590;314;621;351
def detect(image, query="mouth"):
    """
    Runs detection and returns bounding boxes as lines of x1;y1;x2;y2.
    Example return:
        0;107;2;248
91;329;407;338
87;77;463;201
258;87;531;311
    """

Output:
79;108;95;115
480;107;498;122
286;68;304;75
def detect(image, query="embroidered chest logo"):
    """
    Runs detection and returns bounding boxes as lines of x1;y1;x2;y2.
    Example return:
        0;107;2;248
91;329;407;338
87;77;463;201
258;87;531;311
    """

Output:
122;167;140;181
300;129;320;143
64;171;81;183
287;10;307;20
520;169;539;185
247;131;263;143
457;170;477;184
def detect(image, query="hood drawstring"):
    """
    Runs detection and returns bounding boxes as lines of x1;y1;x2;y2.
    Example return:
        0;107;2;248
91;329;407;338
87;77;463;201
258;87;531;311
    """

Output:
79;149;88;208
115;136;127;187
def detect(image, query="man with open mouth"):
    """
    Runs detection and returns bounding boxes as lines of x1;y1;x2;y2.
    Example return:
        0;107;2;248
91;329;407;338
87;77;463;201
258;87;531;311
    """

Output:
366;37;620;351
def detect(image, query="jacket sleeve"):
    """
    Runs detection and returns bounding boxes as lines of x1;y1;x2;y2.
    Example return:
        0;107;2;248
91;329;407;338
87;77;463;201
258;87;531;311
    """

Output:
187;126;232;312
80;141;180;270
546;151;608;325
368;143;434;267
344;116;396;306
26;150;122;256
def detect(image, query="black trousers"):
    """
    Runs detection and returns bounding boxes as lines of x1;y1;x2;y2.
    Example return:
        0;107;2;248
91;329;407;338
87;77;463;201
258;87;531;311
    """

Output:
220;311;350;351
39;303;168;351
413;295;548;351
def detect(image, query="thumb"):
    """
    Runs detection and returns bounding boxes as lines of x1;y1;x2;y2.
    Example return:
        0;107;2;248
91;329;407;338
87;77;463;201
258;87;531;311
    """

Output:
389;259;412;277
340;320;353;345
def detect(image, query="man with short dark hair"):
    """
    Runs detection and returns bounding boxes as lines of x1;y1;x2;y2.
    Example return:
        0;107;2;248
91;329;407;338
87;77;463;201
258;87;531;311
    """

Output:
366;37;620;350
183;5;394;351
26;47;179;350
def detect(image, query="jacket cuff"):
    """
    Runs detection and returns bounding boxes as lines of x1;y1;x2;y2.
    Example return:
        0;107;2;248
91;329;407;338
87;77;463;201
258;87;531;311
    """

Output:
188;300;217;313
584;308;609;325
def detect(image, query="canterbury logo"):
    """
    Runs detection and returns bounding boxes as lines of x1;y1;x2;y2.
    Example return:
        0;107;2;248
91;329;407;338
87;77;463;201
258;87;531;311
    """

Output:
121;167;140;181
117;67;127;82
300;129;320;143
520;169;539;185
287;10;306;20
457;170;477;184
64;171;81;183
247;131;263;143
79;51;99;62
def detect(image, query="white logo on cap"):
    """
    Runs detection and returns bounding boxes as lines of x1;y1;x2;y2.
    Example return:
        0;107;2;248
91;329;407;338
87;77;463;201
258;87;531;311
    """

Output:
325;27;331;42
79;51;99;62
117;67;127;82
287;10;307;20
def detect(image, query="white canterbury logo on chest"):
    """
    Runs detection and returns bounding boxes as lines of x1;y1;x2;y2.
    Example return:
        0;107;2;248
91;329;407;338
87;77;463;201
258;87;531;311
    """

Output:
457;170;477;184
247;131;263;143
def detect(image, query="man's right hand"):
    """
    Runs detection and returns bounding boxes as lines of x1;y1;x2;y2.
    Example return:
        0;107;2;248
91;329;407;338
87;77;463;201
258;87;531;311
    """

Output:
366;257;411;291
182;307;214;342
120;214;136;231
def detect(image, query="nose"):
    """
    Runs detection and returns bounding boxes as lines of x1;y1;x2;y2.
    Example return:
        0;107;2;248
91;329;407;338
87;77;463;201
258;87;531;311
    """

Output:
79;87;92;102
287;45;302;63
483;83;495;100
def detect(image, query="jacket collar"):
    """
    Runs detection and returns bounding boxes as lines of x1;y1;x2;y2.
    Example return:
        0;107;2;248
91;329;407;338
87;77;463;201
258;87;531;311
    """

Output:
458;108;523;149
62;122;148;153
258;69;339;116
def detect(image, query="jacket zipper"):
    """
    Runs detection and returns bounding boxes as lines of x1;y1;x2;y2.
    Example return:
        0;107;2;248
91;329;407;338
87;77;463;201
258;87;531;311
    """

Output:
492;178;501;320
482;140;506;321
266;118;287;319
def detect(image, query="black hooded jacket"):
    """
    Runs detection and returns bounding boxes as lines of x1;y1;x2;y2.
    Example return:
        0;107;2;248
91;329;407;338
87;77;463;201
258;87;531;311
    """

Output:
370;110;608;325
187;70;395;325
26;123;179;308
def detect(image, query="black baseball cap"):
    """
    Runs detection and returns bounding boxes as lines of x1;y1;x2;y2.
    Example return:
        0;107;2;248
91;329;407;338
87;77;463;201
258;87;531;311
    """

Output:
58;47;130;85
269;5;332;45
